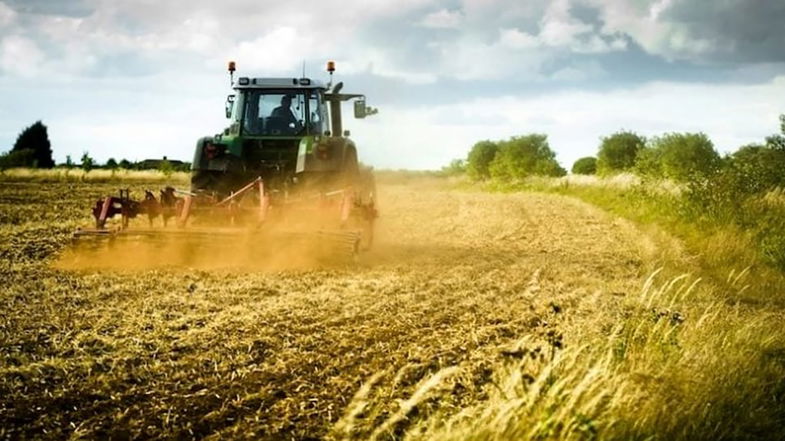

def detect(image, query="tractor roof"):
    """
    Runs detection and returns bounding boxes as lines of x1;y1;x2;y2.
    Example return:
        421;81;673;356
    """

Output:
234;77;327;90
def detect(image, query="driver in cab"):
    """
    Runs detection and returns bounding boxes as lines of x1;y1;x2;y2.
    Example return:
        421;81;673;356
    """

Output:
272;95;301;131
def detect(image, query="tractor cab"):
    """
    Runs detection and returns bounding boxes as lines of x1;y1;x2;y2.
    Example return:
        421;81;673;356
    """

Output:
225;78;329;138
191;61;377;197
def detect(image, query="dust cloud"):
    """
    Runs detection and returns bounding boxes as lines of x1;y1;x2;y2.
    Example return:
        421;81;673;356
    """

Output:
54;215;362;272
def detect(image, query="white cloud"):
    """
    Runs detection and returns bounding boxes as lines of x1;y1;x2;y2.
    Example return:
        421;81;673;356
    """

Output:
499;28;539;49
497;1;627;56
434;35;551;81
648;0;673;21
228;27;320;74
587;0;721;60
0;1;15;28
419;9;464;29
0;35;45;77
539;0;592;47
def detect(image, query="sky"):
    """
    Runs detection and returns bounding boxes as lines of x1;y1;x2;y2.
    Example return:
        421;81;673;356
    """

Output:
0;0;783;170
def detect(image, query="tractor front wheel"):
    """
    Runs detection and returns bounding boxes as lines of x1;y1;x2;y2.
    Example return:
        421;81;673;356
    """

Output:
191;170;238;198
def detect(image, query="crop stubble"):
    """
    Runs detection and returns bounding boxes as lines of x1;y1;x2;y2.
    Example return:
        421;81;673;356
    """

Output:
0;178;661;439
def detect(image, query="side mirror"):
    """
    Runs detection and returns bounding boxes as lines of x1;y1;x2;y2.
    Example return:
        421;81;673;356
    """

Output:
225;94;235;119
354;99;366;119
354;98;378;119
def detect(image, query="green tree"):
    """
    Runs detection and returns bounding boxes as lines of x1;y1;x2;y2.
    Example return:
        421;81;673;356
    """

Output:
440;159;466;177
64;155;74;169
571;157;597;175
488;134;566;180
159;157;174;177
636;132;720;181
11;121;54;168
597;131;645;175
725;143;785;195
80;151;94;173
466;140;499;180
105;158;118;169
119;159;132;169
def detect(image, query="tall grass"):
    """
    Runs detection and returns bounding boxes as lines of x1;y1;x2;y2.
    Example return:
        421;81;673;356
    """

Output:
334;272;785;441
0;167;190;184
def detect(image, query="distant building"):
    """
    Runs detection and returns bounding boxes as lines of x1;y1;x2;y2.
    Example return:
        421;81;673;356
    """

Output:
136;156;189;170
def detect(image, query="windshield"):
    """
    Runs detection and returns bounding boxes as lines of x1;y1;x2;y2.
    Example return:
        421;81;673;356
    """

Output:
241;90;325;136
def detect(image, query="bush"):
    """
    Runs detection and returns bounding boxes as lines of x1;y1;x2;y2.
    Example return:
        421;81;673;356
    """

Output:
684;143;785;219
466;140;499;180
726;144;785;195
440;159;466;177
571;157;597;175
597;131;645;175
80;152;94;173
0;149;36;170
488;134;566;180
681;117;785;269
158;159;174;177
635;132;720;182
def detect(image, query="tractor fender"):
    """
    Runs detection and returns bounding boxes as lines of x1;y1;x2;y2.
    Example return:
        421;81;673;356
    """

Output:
297;137;358;174
191;136;215;171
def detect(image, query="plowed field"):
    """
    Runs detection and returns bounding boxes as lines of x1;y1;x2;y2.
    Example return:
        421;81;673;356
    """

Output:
0;177;667;440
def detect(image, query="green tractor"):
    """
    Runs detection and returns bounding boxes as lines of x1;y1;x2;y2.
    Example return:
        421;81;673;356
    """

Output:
75;61;379;257
191;61;377;203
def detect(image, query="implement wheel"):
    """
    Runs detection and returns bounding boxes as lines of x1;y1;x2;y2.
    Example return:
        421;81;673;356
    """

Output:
357;167;377;251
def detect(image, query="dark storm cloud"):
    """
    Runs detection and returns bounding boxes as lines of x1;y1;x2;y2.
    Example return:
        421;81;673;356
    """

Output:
662;0;785;63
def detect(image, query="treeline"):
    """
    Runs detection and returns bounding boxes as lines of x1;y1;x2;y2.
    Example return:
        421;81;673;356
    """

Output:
577;130;743;182
448;114;785;270
58;154;191;174
0;121;190;173
447;116;785;186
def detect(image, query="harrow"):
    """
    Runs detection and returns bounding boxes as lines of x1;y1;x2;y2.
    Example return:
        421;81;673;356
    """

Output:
73;177;377;261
